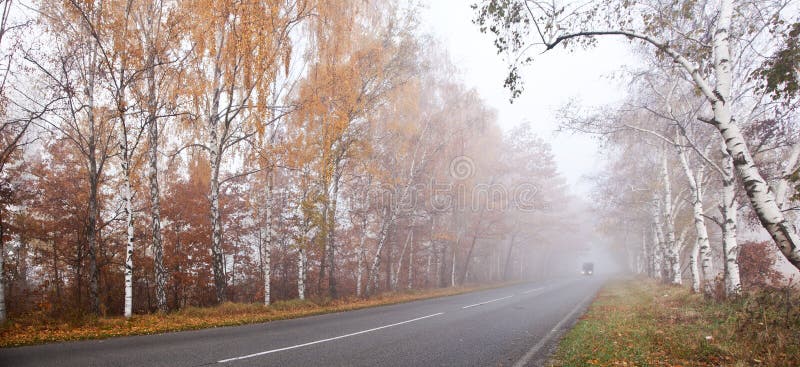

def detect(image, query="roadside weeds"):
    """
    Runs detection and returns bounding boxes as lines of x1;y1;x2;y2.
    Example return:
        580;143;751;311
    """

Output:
548;278;799;367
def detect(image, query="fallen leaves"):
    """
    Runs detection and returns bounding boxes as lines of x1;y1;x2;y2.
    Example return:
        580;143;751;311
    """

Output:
0;284;501;347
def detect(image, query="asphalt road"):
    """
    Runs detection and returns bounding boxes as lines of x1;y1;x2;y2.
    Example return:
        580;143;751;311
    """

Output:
0;276;606;367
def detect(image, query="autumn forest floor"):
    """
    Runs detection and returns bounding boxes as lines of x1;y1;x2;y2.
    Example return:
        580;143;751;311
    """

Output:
549;278;800;367
0;284;507;348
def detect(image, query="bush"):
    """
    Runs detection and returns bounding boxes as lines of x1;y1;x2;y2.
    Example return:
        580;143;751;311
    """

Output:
737;241;785;289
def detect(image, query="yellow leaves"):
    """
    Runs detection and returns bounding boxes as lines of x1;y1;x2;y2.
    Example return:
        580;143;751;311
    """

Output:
0;284;504;347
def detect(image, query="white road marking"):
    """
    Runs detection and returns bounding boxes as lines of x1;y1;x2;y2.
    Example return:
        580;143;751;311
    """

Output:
217;312;445;363
512;292;595;367
461;295;514;309
521;287;543;294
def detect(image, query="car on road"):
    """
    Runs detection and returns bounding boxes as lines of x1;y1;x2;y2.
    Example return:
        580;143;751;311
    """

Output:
581;262;594;276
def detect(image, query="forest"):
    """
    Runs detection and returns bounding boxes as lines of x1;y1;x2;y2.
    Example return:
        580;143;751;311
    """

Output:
0;0;584;323
474;0;800;296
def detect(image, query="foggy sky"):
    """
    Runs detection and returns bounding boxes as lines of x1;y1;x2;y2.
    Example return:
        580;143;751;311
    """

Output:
419;0;637;199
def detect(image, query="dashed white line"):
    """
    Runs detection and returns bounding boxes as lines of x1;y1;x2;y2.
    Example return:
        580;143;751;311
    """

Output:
461;295;514;309
217;312;444;363
521;287;543;294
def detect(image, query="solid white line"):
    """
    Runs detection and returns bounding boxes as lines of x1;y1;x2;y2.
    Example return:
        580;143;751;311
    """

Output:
512;292;595;367
461;295;514;309
217;312;444;363
521;287;543;294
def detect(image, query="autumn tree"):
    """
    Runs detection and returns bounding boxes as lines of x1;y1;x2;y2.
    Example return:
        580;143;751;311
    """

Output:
473;0;800;271
178;0;308;303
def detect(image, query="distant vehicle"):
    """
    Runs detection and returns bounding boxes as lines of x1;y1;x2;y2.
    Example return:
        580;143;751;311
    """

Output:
581;262;594;276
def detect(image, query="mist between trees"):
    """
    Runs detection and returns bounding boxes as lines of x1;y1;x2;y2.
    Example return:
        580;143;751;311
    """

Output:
0;0;589;322
475;0;800;297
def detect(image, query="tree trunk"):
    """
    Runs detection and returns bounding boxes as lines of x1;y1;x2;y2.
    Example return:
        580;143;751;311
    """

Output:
676;143;713;293
450;245;457;287
425;247;432;288
297;248;305;300
709;0;800;269
209;124;226;303
660;155;681;284
393;224;413;290
355;179;371;297
503;231;517;280
356;238;365;297
261;172;273;306
775;141;800;210
326;171;341;299
366;206;393;296
122;159;134;318
642;227;652;277
145;50;168;313
651;200;664;280
259;222;270;308
689;240;700;293
721;149;741;296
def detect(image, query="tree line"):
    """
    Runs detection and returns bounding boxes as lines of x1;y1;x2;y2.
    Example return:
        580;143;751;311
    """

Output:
474;0;800;295
0;0;582;322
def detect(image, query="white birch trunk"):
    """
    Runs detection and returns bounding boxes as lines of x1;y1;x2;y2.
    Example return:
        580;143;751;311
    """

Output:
261;236;271;305
709;0;800;269
689;240;700;293
122;163;134;318
393;225;413;290
297;248;306;300
450;247;456;287
326;170;341;299
355;181;371;298
651;200;665;280
261;173;273;306
641;227;651;276
356;242;365;297
209;126;226;303
117;102;136;318
774;141;800;210
425;248;432;287
677;143;713;293
721;149;742;295
367;206;394;296
661;155;681;284
148;102;167;313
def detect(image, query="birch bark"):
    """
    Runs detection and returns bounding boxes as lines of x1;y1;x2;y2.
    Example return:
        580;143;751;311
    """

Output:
676;143;713;293
708;0;800;268
121;146;134;318
297;248;306;300
651;199;665;280
145;40;167;313
511;0;800;270
661;154;681;284
260;172;273;306
721;149;742;295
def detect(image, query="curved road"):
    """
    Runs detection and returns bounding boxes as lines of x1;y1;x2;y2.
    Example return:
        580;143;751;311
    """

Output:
0;276;605;367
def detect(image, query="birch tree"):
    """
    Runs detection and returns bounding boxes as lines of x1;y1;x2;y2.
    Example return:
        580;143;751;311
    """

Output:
180;0;307;303
474;0;800;270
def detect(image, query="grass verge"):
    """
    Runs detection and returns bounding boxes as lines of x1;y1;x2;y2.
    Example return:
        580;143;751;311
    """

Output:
549;278;799;367
0;284;506;347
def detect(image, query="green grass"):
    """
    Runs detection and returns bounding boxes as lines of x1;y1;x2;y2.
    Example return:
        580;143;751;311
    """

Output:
549;278;799;367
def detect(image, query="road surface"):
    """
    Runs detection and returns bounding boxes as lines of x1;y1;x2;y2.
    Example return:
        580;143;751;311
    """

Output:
0;276;606;367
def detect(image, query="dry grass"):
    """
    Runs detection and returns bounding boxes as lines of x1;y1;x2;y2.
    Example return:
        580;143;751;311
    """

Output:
549;278;800;367
0;284;504;347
